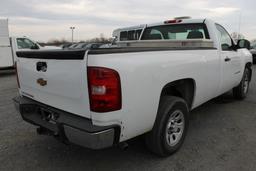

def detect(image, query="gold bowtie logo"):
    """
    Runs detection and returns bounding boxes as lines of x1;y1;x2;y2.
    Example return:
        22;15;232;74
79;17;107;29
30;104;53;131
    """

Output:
37;78;47;86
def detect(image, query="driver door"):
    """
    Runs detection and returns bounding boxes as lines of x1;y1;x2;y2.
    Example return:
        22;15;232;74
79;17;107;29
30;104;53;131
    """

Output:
215;24;242;93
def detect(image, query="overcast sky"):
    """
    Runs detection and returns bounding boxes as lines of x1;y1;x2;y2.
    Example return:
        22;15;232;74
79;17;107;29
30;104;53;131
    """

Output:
0;0;255;42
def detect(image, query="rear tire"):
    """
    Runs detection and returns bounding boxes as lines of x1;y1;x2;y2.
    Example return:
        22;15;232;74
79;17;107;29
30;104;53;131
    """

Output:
233;67;250;100
145;96;189;157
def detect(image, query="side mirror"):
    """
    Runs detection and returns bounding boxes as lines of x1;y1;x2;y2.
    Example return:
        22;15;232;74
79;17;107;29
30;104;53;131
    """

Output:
237;39;251;50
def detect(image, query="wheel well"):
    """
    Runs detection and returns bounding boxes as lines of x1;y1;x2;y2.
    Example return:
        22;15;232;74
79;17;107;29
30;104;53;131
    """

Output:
160;79;195;109
246;62;252;81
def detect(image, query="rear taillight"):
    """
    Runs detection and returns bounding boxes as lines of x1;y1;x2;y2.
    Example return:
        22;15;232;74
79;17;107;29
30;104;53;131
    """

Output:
14;62;20;88
87;67;121;113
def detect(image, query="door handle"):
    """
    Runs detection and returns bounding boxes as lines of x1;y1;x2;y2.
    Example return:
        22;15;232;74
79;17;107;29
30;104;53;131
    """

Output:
224;57;231;62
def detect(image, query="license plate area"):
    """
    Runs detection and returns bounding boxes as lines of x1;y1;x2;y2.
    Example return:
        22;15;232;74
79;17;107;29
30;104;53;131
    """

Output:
38;107;59;125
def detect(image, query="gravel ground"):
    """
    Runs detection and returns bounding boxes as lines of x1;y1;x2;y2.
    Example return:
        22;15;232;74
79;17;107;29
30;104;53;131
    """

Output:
0;67;256;171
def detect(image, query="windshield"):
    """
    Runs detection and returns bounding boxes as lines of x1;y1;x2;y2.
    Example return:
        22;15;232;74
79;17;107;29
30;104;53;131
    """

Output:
141;24;210;40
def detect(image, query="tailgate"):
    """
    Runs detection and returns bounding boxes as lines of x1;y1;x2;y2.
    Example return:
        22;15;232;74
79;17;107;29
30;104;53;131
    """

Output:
16;50;91;119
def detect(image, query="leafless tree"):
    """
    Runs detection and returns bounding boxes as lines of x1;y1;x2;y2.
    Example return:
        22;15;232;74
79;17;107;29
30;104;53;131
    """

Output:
42;33;113;46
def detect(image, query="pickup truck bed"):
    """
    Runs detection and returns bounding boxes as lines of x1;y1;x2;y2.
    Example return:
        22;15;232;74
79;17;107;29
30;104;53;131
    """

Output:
14;18;252;156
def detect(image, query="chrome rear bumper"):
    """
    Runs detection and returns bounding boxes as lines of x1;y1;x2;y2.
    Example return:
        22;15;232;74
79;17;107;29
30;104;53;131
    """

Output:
13;96;119;149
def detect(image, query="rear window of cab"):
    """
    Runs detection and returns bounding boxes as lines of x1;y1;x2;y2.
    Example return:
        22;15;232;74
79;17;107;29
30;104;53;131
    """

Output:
141;24;210;40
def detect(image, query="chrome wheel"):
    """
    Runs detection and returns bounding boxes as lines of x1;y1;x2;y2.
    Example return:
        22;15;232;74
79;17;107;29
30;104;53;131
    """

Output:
166;110;185;147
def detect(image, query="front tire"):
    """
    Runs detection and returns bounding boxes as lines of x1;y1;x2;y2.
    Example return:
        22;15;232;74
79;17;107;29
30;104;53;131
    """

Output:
233;67;250;100
145;96;189;157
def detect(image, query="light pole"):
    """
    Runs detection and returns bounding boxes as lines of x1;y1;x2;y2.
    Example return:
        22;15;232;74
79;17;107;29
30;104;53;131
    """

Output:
70;27;75;43
238;11;241;39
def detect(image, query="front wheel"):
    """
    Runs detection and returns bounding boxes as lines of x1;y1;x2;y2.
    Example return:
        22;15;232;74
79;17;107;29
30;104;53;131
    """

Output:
145;96;189;157
233;67;250;100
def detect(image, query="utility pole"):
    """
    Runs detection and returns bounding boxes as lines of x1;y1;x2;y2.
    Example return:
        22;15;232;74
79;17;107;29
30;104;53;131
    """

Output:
70;27;75;43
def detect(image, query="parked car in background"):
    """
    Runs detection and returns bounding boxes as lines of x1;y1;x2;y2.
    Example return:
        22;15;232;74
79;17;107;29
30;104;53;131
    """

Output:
99;44;113;48
61;43;73;49
83;43;102;49
43;45;62;50
67;43;79;49
71;43;102;50
14;18;252;157
250;43;256;64
63;43;104;50
73;42;87;49
250;49;256;64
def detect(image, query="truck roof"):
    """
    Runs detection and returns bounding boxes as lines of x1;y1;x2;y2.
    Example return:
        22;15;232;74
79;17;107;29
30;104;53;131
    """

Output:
112;18;206;37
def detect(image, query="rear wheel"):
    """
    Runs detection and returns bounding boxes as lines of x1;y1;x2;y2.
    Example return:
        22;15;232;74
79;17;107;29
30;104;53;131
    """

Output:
233;67;250;100
145;96;189;157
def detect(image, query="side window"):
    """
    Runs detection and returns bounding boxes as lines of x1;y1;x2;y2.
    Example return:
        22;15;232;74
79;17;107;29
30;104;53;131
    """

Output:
128;30;135;40
135;29;142;40
120;29;142;41
143;29;163;40
216;24;233;51
17;38;27;49
120;31;128;41
17;38;38;49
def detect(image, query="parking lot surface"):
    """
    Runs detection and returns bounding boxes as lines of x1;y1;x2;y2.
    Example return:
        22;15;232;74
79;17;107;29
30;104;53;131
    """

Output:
0;67;256;171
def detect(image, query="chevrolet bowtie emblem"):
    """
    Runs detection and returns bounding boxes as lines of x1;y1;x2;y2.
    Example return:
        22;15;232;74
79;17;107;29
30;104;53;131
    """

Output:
37;78;47;86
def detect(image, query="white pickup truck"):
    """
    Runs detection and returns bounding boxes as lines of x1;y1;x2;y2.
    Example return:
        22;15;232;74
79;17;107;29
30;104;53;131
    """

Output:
0;36;42;69
0;19;43;69
14;18;252;156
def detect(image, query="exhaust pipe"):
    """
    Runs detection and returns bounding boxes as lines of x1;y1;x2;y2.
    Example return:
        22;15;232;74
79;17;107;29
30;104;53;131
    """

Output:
119;142;129;150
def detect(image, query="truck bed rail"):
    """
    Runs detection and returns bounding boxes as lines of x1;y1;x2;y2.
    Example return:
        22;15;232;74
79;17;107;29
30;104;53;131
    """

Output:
116;39;214;48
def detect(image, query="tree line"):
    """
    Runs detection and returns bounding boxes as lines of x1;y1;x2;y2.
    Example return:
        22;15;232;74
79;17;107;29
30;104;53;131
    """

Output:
38;33;113;46
38;32;256;48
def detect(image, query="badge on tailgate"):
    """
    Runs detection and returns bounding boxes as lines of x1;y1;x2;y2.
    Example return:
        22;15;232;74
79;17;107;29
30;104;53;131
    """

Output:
37;78;47;86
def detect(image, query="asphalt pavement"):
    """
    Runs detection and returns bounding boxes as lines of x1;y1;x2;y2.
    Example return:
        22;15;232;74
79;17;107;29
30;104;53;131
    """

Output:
0;67;256;171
